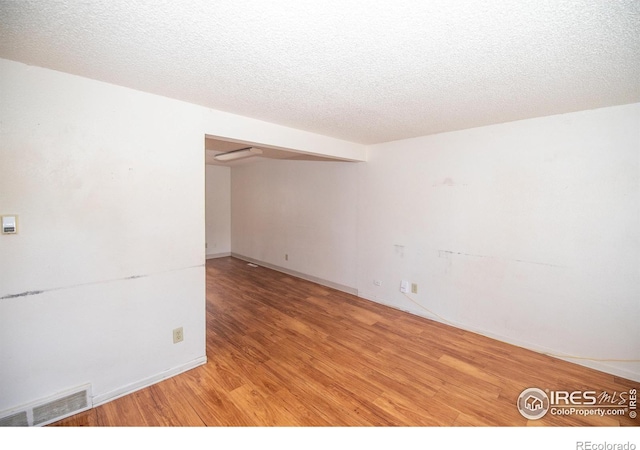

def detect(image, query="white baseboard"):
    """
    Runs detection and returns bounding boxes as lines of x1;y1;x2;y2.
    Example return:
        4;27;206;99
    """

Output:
231;253;358;296
358;291;640;383
206;252;231;260
92;356;207;407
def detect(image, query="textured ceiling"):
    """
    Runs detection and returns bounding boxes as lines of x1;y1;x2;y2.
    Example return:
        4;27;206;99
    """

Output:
1;0;639;144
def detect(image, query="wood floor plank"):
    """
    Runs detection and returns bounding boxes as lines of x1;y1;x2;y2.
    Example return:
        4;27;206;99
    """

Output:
51;257;638;427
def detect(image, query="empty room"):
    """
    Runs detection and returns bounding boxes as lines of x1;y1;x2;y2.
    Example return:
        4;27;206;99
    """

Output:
0;0;638;443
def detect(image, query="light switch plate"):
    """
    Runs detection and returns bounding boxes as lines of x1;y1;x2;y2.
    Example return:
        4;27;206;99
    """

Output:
2;215;17;234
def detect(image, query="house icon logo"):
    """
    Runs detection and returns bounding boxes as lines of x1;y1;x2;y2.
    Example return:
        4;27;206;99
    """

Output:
517;388;550;420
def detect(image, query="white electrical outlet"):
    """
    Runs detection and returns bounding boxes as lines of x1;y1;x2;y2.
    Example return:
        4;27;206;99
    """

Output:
173;327;184;344
374;280;382;286
400;280;409;293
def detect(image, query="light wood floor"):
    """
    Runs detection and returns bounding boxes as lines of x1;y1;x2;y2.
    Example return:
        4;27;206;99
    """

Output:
53;257;637;426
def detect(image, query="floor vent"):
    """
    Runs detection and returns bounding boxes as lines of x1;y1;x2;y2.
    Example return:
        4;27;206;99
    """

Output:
0;384;91;427
0;411;29;427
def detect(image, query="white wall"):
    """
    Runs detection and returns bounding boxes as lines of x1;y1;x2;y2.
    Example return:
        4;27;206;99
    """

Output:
205;165;231;257
0;58;363;414
357;103;640;381
231;159;359;291
2;56;637;418
0;59;207;411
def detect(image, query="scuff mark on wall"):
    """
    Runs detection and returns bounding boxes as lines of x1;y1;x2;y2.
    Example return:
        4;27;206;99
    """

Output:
438;250;492;259
0;264;204;301
438;250;565;268
515;259;565;268
432;177;468;187
0;290;44;299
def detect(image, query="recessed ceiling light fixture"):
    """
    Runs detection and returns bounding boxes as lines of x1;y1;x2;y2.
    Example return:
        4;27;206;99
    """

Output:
213;147;263;161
